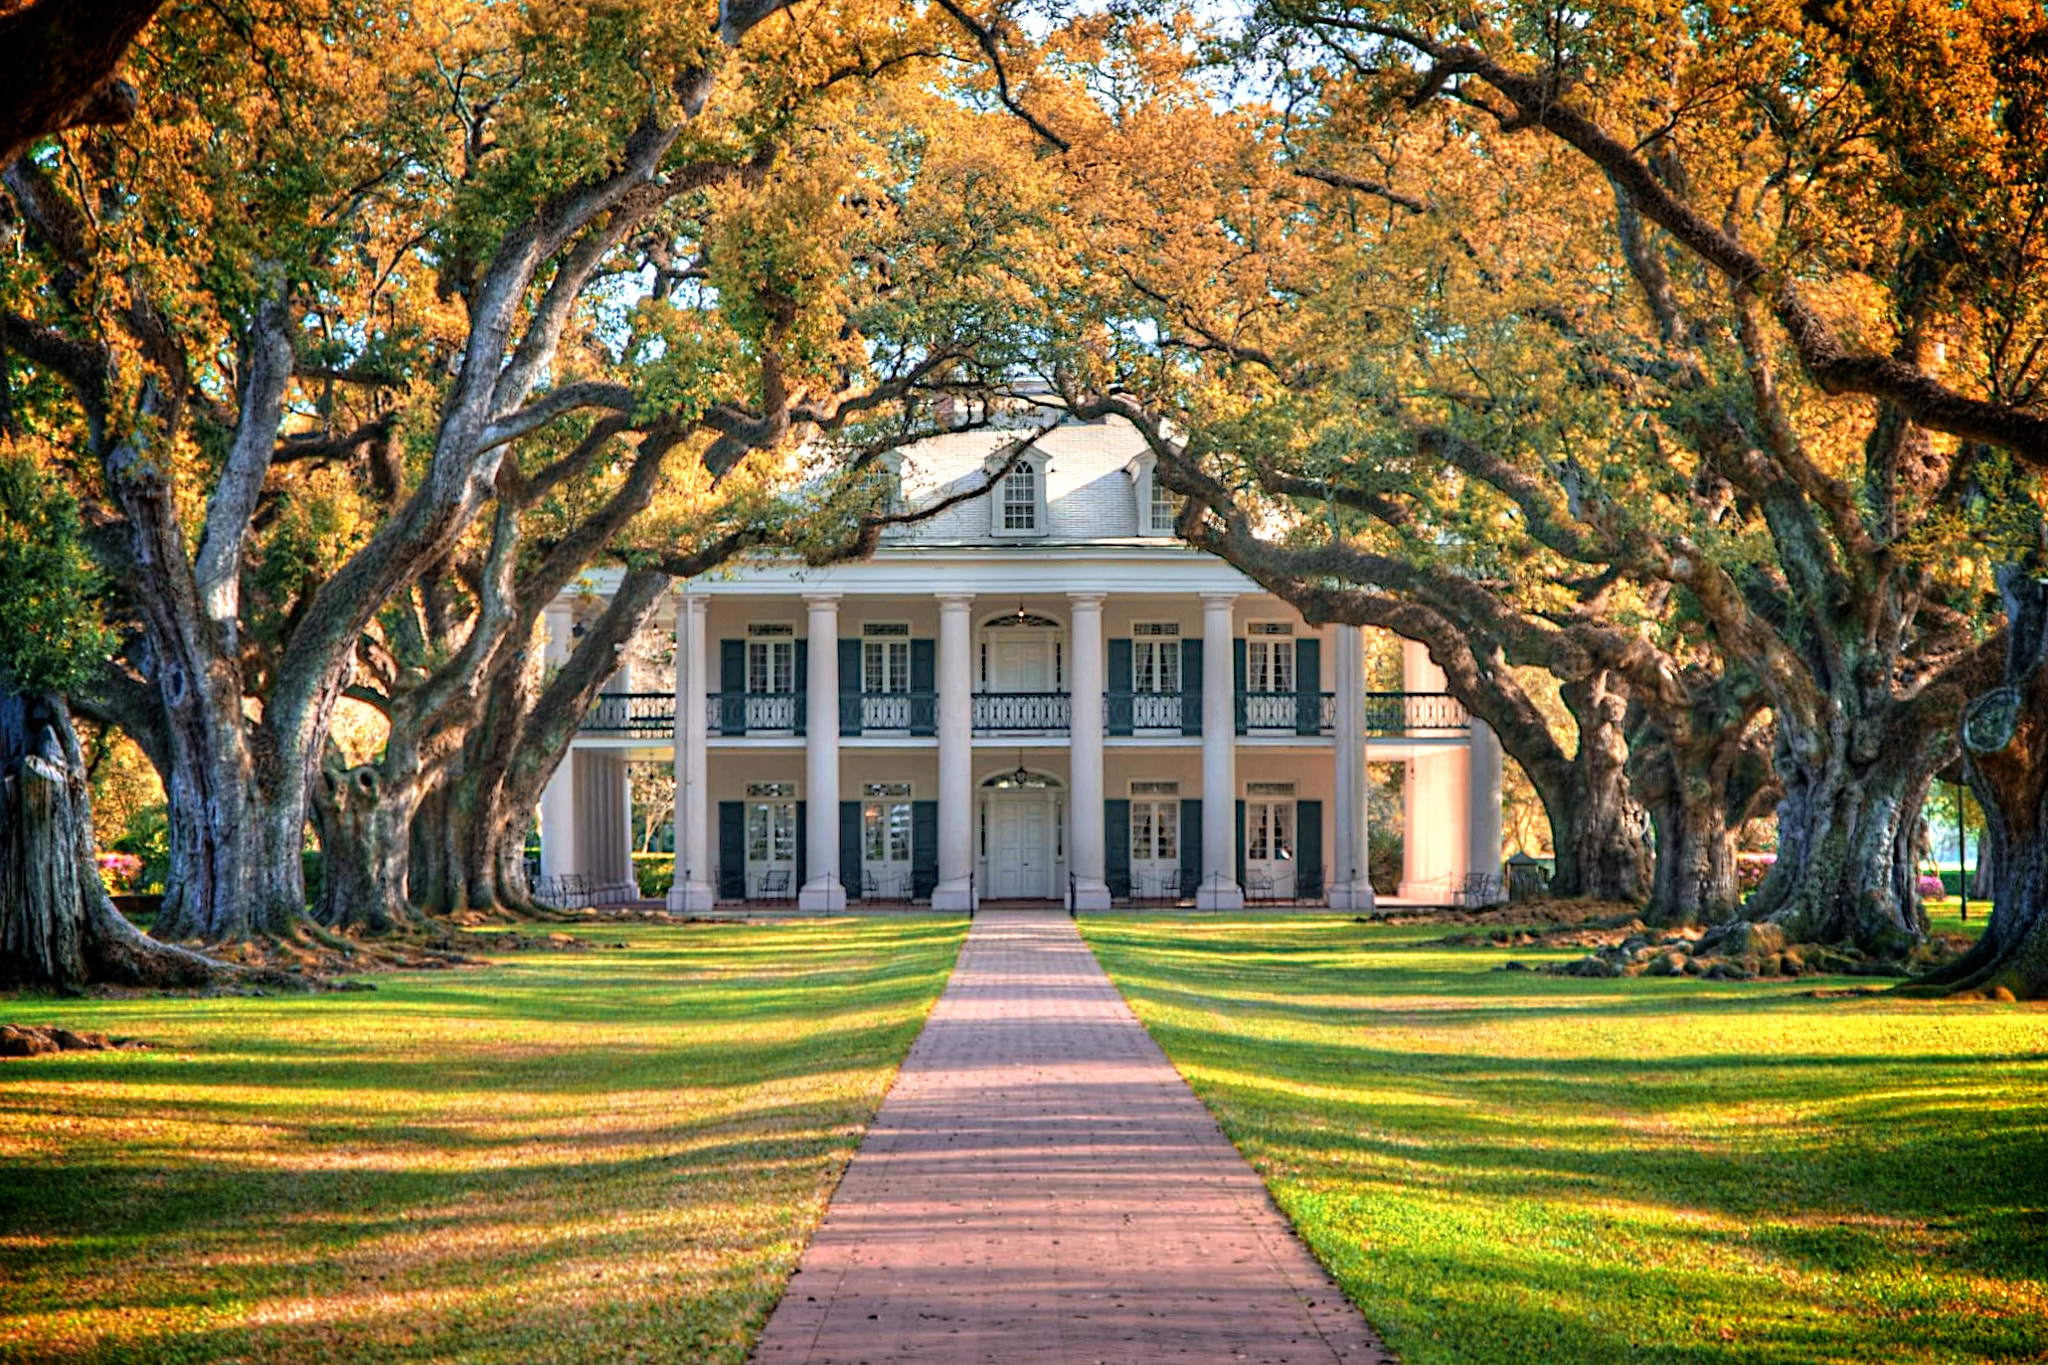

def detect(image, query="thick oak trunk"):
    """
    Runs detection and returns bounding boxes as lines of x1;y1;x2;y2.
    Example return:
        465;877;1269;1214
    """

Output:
310;761;419;934
1748;729;1929;954
1547;673;1652;902
1913;571;2048;998
0;691;221;988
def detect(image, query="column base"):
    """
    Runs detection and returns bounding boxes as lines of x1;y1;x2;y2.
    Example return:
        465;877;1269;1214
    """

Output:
666;880;716;913
1328;880;1377;913
1069;876;1112;911
1195;880;1245;911
797;876;847;912
930;876;975;912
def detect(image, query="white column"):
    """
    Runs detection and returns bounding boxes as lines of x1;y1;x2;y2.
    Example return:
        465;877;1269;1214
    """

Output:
1198;592;1244;909
1068;592;1110;909
669;592;713;911
1467;718;1504;886
931;593;976;910
1330;623;1375;911
1399;638;1471;902
538;602;580;884
799;592;846;910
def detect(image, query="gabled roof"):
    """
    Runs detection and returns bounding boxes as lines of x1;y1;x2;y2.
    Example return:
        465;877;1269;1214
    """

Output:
884;412;1161;546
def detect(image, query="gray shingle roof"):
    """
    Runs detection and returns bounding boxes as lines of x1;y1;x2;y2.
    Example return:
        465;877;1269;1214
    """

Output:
884;413;1158;545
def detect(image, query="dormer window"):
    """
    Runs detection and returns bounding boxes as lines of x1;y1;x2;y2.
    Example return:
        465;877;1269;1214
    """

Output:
992;451;1048;537
1003;463;1037;529
1149;477;1179;535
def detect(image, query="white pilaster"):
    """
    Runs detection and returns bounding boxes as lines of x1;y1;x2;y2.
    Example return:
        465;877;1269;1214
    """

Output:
1399;638;1471;902
1067;592;1111;909
799;592;846;911
1198;592;1244;909
931;593;976;910
538;603;580;883
669;593;714;911
1330;623;1375;911
1467;718;1504;886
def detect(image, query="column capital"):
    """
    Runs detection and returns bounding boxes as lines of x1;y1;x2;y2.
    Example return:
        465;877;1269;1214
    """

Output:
935;591;976;609
800;590;843;606
1066;590;1107;608
1198;590;1239;607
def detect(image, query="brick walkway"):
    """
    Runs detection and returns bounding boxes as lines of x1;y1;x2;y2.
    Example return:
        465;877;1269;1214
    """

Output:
750;909;1395;1364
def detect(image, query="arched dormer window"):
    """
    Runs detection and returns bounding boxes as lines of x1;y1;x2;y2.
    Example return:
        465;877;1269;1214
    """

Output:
991;450;1048;537
1127;451;1179;537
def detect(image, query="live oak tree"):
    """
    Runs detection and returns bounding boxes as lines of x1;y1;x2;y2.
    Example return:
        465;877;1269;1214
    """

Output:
1;0;1018;944
0;455;215;986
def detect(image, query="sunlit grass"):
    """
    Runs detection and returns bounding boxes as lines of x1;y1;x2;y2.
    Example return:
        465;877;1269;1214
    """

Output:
1082;915;2048;1365
0;917;965;1364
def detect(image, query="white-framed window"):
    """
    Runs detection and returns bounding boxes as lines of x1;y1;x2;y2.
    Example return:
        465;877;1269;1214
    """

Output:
862;621;911;694
1246;621;1295;693
1003;462;1037;530
744;782;798;874
992;453;1048;537
861;781;913;867
1245;794;1295;862
1149;477;1179;534
1130;781;1181;863
746;622;796;694
1132;621;1181;694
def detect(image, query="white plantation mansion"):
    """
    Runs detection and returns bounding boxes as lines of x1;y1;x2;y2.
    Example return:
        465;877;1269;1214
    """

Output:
538;407;1505;912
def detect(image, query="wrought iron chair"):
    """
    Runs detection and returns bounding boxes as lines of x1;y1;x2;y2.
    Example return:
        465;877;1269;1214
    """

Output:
757;868;793;900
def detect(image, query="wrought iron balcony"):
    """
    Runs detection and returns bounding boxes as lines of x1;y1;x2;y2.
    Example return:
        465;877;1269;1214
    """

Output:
847;691;939;735
709;691;805;735
1106;691;1185;732
581;692;676;736
1237;691;1329;735
972;690;1070;733
1365;691;1469;735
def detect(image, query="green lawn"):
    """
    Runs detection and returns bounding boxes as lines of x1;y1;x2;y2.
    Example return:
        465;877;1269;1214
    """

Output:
1;917;965;1365
1081;915;2048;1365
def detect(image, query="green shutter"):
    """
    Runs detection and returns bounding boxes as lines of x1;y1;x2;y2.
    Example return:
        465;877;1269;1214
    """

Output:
838;638;861;736
1295;637;1322;735
717;802;745;899
910;640;937;736
911;801;938;898
1180;638;1202;737
1235;798;1246;889
1105;798;1131;899
1107;638;1134;736
1295;799;1323;901
795;801;807;888
718;641;745;735
1179;798;1201;900
840;801;863;899
1232;638;1247;735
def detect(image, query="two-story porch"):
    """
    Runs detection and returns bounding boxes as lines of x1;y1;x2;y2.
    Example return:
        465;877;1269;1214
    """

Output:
543;558;1504;912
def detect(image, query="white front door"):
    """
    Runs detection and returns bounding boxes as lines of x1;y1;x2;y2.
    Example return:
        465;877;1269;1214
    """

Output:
989;796;1051;898
745;800;798;897
1245;800;1297;899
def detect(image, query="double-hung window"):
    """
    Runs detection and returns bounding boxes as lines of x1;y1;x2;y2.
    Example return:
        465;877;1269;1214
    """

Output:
1002;462;1038;531
1132;622;1180;694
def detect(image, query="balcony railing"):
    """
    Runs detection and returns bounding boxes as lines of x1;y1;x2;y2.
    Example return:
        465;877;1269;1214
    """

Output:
1237;690;1328;734
585;687;1470;739
972;690;1070;733
1105;691;1186;732
1366;691;1469;734
847;691;938;734
709;691;805;735
581;692;676;736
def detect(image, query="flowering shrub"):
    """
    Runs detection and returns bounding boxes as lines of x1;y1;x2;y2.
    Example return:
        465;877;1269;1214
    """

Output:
1917;874;1947;902
1736;853;1775;896
97;851;143;894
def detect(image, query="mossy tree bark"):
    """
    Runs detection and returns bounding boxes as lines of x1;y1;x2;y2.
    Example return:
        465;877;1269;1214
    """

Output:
1909;570;2048;998
0;691;220;988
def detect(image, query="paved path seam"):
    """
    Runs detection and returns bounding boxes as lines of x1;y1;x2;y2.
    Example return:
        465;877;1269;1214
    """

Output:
749;909;1396;1364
